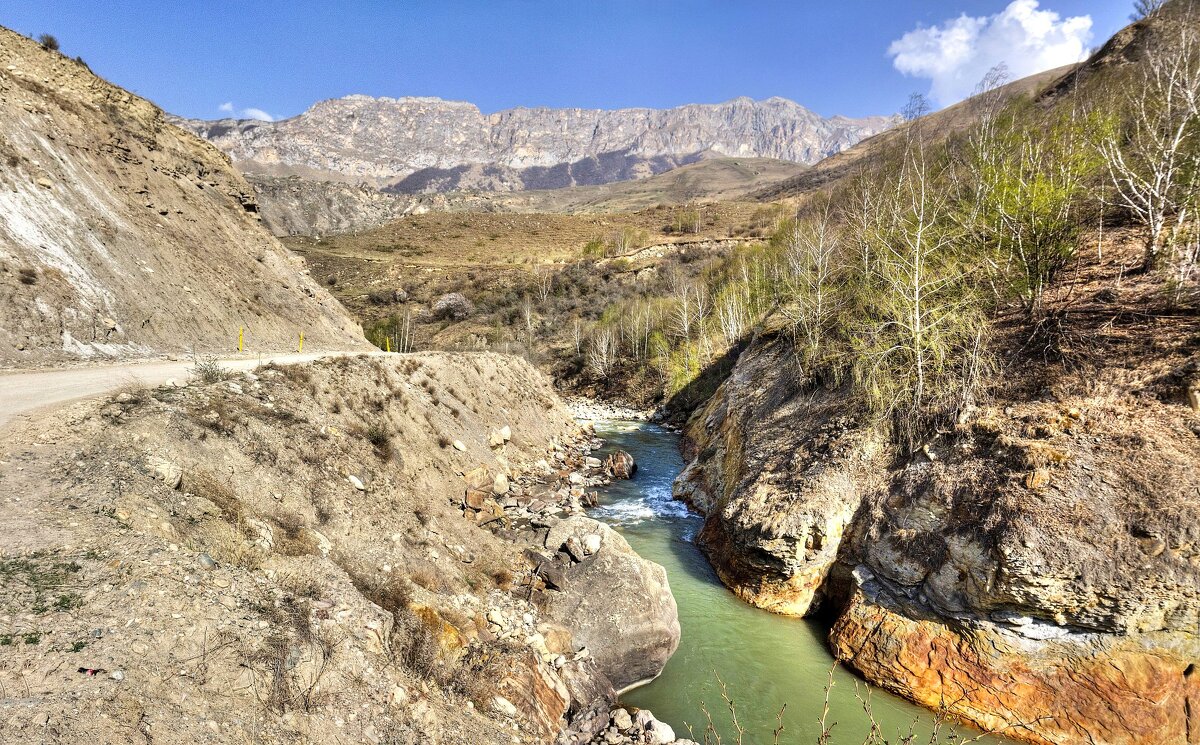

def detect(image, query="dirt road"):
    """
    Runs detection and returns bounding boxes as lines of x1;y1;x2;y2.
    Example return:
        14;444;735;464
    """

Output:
0;351;373;431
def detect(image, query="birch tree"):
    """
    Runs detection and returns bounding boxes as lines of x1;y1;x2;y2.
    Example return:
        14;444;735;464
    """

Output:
1098;17;1200;268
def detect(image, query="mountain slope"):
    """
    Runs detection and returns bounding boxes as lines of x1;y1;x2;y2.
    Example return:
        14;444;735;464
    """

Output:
176;95;895;193
249;156;806;237
752;65;1075;201
0;27;368;366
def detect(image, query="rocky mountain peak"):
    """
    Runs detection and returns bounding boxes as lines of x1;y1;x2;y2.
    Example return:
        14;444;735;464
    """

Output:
175;95;898;193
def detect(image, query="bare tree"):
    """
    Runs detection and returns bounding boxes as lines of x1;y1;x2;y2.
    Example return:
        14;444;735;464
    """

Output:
782;195;843;359
1131;0;1168;21
535;268;553;303
587;328;617;378
1098;18;1200;268
848;134;990;450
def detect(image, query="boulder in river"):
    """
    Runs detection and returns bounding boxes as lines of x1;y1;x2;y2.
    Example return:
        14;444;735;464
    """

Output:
539;516;680;690
604;450;636;480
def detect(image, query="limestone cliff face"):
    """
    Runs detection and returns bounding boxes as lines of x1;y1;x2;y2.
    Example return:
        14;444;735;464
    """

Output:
176;96;897;192
673;317;885;616
675;320;1200;745
0;28;369;366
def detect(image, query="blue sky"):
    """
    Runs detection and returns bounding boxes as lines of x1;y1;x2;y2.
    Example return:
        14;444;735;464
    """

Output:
2;1;1130;121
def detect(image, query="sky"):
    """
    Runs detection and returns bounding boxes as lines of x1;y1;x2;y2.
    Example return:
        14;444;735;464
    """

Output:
2;1;1132;121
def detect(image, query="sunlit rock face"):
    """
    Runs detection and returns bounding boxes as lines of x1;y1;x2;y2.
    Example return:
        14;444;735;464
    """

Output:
175;96;898;192
675;315;1200;745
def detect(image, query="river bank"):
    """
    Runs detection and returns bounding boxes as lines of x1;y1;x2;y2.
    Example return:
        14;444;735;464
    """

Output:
588;420;1012;745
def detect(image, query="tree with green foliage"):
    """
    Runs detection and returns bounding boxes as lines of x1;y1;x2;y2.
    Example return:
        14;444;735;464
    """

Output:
966;106;1100;315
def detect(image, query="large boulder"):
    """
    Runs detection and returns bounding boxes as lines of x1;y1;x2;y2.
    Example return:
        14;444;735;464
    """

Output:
431;292;474;321
604;450;637;480
539;516;680;690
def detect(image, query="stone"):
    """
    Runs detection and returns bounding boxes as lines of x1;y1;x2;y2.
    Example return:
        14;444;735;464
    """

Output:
493;473;510;496
611;708;633;731
348;474;366;491
464;488;489;511
645;720;675;745
491;695;518;717
489;429;506;448
389;685;408;707
197;553;217;570
605;450;637;480
307;529;333;556
564;536;586;562
147;455;183;490
453;440;467;451
537;562;568;591
499;425;512;442
584;456;603;469
540;517;679;690
110;670;125;681
582;534;602;556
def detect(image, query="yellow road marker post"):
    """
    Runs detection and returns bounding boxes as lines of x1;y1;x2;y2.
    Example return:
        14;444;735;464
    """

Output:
298;331;304;354
238;327;244;352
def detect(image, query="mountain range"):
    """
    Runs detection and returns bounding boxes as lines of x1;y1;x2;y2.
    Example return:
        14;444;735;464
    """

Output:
175;95;897;194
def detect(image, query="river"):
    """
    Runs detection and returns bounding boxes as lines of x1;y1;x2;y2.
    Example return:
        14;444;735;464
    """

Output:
589;420;1010;745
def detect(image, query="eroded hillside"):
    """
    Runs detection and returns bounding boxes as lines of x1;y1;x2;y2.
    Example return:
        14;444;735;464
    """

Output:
0;353;680;743
0;28;367;367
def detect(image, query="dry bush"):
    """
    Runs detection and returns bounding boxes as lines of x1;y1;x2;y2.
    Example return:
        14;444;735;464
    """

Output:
182;471;266;569
272;512;321;557
246;628;344;714
190;354;234;384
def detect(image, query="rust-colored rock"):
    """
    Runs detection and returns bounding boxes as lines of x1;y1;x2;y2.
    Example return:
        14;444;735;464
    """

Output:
831;586;1197;745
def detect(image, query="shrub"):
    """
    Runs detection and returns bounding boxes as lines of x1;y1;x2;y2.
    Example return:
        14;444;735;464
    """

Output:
190;354;233;384
37;34;59;52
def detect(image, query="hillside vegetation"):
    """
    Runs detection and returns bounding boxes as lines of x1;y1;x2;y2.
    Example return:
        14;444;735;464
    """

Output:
266;5;1200;445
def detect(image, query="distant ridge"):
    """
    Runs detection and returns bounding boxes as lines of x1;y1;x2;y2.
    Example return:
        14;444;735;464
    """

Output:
174;95;897;194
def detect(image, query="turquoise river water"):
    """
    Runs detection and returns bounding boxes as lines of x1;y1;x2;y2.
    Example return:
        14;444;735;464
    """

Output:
589;421;1010;745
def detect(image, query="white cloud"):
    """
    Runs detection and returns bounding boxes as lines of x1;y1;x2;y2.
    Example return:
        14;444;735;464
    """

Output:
240;108;275;122
888;0;1093;106
217;102;275;121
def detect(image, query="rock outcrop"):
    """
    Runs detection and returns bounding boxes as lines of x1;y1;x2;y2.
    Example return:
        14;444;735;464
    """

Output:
0;27;367;366
675;317;1200;745
176;96;897;192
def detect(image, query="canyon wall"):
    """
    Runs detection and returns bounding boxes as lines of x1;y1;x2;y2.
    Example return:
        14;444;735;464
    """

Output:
0;352;680;743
